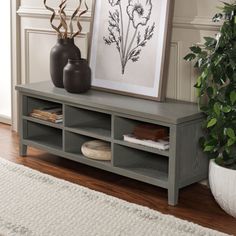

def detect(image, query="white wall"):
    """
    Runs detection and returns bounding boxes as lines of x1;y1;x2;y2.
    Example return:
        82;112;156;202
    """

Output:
0;0;11;122
12;0;226;129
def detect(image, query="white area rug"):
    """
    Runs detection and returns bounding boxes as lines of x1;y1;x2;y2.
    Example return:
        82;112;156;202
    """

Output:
0;158;230;236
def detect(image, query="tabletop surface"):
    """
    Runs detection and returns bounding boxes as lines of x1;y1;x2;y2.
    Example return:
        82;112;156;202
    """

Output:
16;81;203;125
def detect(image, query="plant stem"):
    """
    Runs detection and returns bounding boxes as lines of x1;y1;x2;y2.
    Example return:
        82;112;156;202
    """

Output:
118;3;124;64
123;27;138;73
123;19;131;60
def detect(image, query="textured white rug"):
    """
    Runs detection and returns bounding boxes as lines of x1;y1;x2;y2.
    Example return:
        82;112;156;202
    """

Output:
0;158;229;236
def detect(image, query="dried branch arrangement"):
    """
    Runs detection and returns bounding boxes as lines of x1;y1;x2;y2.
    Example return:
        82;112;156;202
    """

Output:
43;0;88;39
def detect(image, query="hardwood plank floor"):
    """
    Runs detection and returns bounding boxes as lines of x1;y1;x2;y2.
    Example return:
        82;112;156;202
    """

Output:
0;123;235;235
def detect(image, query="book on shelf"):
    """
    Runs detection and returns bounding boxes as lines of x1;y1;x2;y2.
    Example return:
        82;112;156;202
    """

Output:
123;134;169;151
133;124;169;141
29;106;63;124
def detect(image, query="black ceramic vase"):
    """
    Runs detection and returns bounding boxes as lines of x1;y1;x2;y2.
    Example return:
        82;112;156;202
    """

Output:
63;59;91;94
50;38;81;88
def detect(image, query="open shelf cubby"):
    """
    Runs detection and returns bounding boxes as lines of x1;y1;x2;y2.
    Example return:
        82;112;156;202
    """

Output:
64;105;111;140
23;120;62;150
23;96;62;117
113;116;169;156
64;131;112;168
114;116;169;140
113;144;168;184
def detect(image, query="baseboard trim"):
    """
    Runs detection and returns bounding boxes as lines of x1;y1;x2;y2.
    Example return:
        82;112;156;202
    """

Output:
0;115;11;125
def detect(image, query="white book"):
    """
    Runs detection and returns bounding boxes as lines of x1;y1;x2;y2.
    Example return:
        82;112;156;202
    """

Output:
123;134;169;151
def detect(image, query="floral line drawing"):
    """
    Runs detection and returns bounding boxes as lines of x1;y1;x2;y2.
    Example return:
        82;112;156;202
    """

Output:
104;0;155;74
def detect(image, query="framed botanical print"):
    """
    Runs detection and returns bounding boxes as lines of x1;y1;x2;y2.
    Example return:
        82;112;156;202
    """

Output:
89;0;173;101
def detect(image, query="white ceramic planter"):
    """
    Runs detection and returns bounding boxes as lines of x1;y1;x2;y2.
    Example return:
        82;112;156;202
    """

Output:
209;159;236;218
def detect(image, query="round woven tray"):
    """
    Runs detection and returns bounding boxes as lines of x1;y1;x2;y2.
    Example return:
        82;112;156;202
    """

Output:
81;140;112;161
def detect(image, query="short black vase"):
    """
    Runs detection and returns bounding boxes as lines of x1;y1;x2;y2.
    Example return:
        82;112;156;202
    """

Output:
50;38;81;88
63;59;91;94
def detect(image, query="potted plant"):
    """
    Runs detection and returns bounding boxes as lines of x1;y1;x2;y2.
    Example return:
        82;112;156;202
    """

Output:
43;0;88;88
184;2;236;218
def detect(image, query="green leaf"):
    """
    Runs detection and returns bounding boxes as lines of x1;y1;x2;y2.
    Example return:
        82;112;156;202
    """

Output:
222;105;231;113
213;13;223;22
230;91;236;105
227;138;235;147
184;53;196;61
204;145;215;152
211;132;218;140
195;76;202;88
204;139;218;147
226;128;236;139
214;55;223;66
204;37;217;47
225;146;231;154
207;118;217;128
201;68;210;80
213;103;221;116
200;51;208;58
196;88;202;97
190;46;202;54
194;58;204;68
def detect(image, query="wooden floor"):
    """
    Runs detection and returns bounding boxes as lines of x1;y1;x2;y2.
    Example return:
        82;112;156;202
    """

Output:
0;123;235;235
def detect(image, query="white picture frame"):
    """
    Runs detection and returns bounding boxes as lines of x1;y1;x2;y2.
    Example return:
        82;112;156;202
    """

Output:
89;0;173;101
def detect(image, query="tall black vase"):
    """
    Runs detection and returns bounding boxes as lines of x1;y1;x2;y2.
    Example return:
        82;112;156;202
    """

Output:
50;38;81;88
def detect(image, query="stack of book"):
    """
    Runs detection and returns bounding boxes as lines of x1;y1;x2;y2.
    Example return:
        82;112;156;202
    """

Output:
30;106;63;124
123;124;169;151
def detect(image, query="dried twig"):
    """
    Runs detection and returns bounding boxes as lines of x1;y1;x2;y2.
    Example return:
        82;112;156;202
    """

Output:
69;0;82;38
44;0;86;39
72;0;89;38
43;0;62;37
59;0;68;39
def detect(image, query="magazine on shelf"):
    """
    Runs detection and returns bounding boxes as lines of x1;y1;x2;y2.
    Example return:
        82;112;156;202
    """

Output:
30;106;63;124
123;134;169;151
30;113;63;124
32;107;62;118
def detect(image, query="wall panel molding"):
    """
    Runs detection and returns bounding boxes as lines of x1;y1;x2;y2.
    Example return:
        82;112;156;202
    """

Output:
17;6;221;31
17;6;92;21
173;16;220;31
166;42;180;100
23;27;89;84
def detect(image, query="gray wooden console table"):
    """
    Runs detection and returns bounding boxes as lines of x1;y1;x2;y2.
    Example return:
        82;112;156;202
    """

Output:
16;81;208;206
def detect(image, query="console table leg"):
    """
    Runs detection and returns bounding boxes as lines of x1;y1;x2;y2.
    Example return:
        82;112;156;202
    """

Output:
20;144;27;157
168;186;179;206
